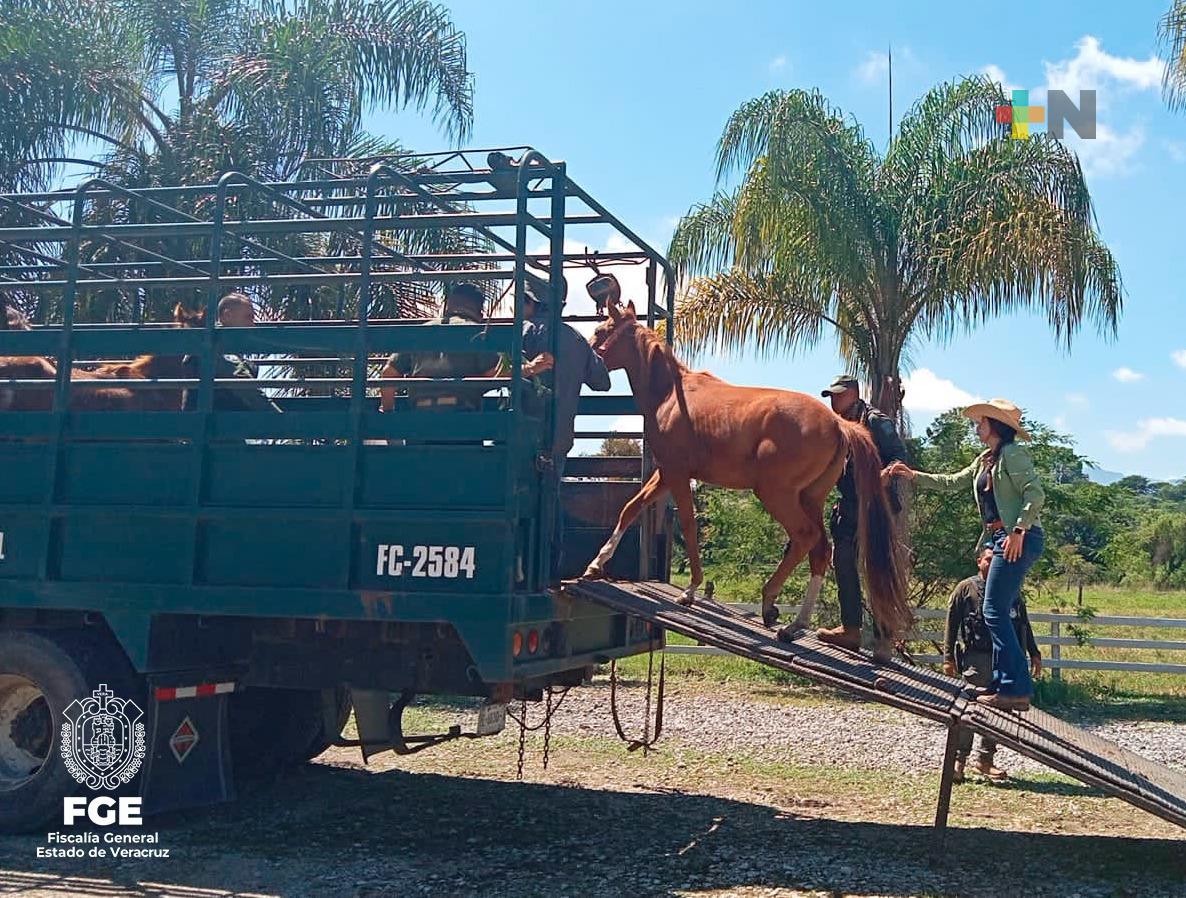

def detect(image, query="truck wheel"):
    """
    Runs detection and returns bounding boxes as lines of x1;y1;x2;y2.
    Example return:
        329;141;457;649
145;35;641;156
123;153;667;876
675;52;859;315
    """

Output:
229;686;351;775
0;629;136;834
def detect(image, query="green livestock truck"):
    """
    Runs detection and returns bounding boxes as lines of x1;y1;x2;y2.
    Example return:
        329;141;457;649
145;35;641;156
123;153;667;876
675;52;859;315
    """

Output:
0;149;672;833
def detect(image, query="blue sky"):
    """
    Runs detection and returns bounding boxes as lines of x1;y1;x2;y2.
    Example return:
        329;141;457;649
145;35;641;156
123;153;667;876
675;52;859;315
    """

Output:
381;1;1186;479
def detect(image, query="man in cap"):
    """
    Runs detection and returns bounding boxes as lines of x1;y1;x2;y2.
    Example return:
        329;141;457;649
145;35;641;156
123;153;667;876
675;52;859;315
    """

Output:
816;374;908;654
521;274;611;578
380;282;503;416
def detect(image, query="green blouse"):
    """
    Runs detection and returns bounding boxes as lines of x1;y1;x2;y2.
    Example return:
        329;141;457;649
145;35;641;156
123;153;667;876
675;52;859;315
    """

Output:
913;441;1045;533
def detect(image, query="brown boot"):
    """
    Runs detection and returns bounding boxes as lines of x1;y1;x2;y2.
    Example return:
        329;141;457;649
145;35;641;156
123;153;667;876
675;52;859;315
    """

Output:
817;624;861;651
952;758;966;784
973;758;1009;782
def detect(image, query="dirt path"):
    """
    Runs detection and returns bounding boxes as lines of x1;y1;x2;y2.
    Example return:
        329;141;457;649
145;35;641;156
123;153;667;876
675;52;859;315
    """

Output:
3;684;1184;898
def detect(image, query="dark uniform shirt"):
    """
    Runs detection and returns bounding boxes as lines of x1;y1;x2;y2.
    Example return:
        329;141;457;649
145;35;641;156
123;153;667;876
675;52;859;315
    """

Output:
523;318;611;459
837;399;908;510
183;353;280;412
386;313;502;410
944;574;1040;678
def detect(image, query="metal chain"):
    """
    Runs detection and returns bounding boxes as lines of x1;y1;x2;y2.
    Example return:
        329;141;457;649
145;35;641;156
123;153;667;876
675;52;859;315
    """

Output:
608;629;667;753
642;635;654;754
516;697;527;781
542;688;553;770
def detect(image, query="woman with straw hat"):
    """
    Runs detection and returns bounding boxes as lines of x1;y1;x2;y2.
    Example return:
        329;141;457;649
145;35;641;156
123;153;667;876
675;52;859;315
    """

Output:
884;399;1046;711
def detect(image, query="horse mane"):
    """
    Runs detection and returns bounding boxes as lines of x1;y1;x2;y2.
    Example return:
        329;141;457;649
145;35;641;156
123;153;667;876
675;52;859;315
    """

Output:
633;321;686;403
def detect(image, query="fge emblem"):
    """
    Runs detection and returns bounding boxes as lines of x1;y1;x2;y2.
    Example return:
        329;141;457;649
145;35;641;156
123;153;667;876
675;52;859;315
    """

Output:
60;684;146;791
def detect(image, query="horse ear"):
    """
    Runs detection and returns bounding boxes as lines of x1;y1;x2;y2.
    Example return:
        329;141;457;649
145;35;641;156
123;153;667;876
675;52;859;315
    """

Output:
625;300;636;318
607;300;622;321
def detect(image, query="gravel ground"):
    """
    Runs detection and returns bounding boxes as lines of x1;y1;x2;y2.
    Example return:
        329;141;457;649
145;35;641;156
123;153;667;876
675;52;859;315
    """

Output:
4;682;1185;898
541;681;1186;777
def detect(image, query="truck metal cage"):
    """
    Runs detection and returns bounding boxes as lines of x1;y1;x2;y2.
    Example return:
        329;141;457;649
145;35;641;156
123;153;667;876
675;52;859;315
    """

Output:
0;148;673;675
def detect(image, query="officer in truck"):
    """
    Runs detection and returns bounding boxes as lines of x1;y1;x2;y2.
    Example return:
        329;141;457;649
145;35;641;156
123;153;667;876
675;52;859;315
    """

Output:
180;292;280;413
379;283;507;421
520;273;611;580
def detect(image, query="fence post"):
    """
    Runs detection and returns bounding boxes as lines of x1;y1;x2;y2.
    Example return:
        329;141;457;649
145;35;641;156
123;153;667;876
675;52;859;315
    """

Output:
1050;619;1061;683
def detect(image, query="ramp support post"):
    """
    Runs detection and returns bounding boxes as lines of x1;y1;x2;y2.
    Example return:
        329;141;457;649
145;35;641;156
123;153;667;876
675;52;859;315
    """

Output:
933;722;960;846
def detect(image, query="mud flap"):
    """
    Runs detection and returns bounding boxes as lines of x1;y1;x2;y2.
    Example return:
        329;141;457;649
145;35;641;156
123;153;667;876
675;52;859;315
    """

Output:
139;689;235;816
352;689;393;762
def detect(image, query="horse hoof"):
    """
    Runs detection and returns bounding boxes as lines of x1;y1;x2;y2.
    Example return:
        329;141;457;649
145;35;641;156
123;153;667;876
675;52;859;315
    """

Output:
762;604;781;628
582;566;605;581
775;625;800;645
677;590;696;607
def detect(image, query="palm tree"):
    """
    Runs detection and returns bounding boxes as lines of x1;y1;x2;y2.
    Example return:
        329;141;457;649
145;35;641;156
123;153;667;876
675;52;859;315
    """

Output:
1161;2;1186;107
0;0;474;321
1;0;471;188
668;78;1122;422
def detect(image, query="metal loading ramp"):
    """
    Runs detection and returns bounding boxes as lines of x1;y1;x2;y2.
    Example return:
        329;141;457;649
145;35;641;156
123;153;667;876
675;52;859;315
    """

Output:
564;579;1186;833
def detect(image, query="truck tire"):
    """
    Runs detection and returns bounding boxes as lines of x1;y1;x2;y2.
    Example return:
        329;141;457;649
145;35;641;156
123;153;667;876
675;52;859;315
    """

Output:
0;628;139;834
228;686;351;775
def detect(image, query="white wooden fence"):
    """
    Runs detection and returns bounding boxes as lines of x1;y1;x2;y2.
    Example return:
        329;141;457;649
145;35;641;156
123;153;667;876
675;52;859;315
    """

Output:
664;604;1186;678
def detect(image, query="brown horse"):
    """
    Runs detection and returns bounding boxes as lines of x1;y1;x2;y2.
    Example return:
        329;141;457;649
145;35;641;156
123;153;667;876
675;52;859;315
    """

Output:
0;304;197;412
583;300;911;642
0;305;50;410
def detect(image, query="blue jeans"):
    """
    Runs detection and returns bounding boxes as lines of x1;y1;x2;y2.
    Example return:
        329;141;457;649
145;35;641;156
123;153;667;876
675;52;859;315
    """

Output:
983;525;1045;697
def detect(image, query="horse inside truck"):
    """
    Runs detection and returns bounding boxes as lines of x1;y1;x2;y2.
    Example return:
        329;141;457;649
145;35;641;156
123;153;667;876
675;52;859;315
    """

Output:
0;150;674;833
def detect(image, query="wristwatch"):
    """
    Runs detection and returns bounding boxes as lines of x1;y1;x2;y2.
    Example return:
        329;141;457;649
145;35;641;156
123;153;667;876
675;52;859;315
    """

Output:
1012;526;1026;536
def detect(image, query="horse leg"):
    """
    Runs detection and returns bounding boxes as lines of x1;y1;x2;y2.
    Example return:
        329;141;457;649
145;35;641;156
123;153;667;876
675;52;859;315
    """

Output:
668;477;701;606
757;491;822;630
583;469;669;579
790;493;832;631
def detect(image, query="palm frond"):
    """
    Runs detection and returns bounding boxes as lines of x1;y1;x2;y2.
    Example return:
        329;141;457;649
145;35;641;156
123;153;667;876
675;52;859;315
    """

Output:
667;191;738;280
906;134;1121;347
1159;1;1186;110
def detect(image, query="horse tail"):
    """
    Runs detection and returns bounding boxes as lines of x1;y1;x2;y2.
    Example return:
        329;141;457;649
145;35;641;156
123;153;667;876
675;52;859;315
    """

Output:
838;419;912;640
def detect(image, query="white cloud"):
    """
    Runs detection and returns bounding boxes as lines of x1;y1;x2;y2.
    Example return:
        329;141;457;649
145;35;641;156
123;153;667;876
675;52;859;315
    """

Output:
1065;392;1090;408
981;63;1020;94
901;369;981;413
1029;36;1165;179
1173;349;1186;369
855;50;889;85
1042;36;1164;97
1106;417;1186;452
1069;122;1146;179
1112;367;1145;383
1052;415;1069;431
1165;140;1186;163
769;55;788;73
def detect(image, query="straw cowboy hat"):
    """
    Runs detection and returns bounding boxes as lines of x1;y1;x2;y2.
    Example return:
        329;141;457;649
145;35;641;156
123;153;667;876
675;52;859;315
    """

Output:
962;398;1031;441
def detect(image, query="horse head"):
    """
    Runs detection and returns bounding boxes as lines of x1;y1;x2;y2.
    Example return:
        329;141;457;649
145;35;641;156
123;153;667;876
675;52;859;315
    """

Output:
3;306;32;331
173;303;206;328
588;299;640;371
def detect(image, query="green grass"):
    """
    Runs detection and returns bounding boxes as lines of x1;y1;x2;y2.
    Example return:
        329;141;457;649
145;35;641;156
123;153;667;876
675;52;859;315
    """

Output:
1027;586;1186;704
650;574;1186;711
